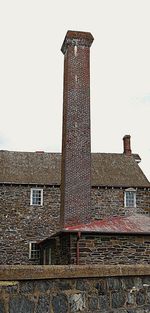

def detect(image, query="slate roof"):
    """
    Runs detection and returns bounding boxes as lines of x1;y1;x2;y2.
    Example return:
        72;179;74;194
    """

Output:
0;150;149;187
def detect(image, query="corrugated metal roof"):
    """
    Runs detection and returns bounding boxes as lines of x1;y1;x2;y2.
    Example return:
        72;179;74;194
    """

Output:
64;214;150;233
0;151;149;187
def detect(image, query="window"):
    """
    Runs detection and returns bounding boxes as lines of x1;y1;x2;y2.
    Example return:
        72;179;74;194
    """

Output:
124;188;136;207
30;188;43;206
29;242;40;260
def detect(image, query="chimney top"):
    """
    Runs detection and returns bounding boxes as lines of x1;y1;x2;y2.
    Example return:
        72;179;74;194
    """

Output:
61;30;94;54
123;135;132;156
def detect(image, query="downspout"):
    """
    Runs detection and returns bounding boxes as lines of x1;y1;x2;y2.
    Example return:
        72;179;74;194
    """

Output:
76;232;81;265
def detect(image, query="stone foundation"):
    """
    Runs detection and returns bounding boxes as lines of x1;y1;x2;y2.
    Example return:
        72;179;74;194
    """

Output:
0;265;150;312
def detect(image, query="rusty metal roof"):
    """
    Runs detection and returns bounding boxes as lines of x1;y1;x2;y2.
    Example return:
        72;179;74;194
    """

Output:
0;151;149;187
64;214;150;233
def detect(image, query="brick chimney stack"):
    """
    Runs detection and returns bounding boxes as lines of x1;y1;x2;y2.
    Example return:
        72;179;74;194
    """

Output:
123;135;132;156
60;30;94;228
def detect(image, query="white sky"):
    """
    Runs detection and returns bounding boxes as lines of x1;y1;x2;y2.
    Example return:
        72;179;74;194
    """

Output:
0;0;150;181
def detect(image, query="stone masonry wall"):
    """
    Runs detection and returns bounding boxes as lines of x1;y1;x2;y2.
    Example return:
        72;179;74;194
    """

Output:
0;184;149;265
0;265;150;313
69;234;150;265
0;184;60;265
91;187;150;220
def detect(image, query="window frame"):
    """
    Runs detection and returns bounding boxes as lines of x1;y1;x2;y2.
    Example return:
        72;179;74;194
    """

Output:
29;242;40;260
124;188;136;208
30;188;43;206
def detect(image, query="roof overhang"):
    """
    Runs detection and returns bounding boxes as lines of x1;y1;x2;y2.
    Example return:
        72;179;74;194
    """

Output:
39;214;150;246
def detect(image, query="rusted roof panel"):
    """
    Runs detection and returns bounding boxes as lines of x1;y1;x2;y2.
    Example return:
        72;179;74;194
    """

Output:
64;214;150;233
0;151;149;187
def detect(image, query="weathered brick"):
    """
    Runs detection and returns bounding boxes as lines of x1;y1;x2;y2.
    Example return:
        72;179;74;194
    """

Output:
60;31;93;227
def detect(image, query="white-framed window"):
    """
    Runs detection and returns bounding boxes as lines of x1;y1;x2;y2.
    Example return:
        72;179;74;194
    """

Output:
30;188;43;206
124;188;136;208
29;242;40;260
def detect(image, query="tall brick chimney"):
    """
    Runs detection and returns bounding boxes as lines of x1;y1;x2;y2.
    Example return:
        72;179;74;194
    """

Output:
60;31;94;228
123;135;132;156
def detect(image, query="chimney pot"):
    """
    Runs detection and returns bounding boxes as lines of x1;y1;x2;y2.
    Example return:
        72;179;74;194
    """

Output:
123;135;132;156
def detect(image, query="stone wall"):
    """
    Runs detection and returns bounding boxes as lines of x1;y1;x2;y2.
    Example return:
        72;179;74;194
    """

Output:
69;233;150;265
91;187;150;220
0;265;150;313
44;233;150;265
0;184;60;265
0;184;149;265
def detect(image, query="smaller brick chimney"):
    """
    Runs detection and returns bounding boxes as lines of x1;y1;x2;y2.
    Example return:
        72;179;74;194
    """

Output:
123;135;132;156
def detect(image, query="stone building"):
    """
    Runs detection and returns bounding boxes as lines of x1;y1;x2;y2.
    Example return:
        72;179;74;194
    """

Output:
0;31;150;265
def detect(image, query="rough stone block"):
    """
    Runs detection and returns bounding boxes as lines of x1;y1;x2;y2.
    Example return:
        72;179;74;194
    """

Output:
9;296;34;313
57;280;73;290
122;277;136;289
68;293;85;312
95;279;107;294
107;277;122;290
52;294;68;313
99;294;110;310
136;291;145;306
134;278;143;290
0;302;4;313
88;296;98;310
147;291;150;304
19;281;34;293
76;279;89;291
142;277;150;286
36;295;50;313
127;291;136;306
112;291;126;308
34;280;53;292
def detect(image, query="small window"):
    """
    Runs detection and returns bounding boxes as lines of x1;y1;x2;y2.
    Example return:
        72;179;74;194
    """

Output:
30;188;43;206
29;242;40;260
124;188;136;207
